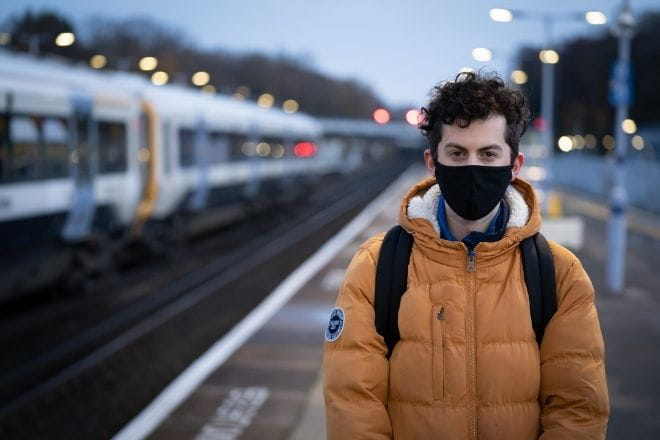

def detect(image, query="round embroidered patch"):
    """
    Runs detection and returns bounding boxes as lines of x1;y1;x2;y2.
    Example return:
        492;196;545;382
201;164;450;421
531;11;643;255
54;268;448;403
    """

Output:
325;307;345;342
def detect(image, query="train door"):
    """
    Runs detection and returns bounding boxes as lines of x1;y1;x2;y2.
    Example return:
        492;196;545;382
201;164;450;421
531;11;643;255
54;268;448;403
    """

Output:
62;94;97;241
130;101;158;235
188;118;209;211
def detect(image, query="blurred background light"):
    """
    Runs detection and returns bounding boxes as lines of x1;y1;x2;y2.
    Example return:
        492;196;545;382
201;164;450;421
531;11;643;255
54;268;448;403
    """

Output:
139;56;158;71
405;109;420;126
282;99;299;114
256;142;271;157
489;8;513;22
622;118;637;134
201;84;216;95
257;93;274;108
558;135;573;152
151;71;169;86
539;49;559;64
603;135;616;150
472;47;492;62
585;11;608;25
271;143;285;159
235;86;250;98
89;54;107;69
373;108;390;124
55;32;75;47
585;134;597;149
632;135;645;151
0;33;10;45
192;71;210;86
510;69;528;85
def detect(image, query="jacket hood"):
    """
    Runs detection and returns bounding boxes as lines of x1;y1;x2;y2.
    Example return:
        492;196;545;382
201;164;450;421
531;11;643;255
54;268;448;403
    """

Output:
398;176;542;267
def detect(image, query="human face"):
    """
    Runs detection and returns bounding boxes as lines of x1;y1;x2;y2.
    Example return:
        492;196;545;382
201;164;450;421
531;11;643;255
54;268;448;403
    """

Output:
424;114;524;180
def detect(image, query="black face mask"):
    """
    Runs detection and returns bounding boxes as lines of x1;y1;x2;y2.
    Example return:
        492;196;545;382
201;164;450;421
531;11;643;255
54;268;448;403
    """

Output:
434;162;512;221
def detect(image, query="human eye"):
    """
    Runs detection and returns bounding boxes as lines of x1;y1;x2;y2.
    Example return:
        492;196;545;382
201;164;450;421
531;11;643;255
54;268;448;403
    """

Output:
481;150;498;160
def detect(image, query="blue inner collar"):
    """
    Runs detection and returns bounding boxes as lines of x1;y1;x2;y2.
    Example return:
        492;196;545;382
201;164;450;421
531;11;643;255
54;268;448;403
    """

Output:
437;195;510;251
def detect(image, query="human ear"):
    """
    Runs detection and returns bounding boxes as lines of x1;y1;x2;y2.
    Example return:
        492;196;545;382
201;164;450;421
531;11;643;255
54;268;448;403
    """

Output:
511;152;524;181
424;149;436;176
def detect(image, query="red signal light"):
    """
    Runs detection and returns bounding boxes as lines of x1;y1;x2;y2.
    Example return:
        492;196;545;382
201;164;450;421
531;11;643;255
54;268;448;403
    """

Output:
373;108;390;124
294;141;317;158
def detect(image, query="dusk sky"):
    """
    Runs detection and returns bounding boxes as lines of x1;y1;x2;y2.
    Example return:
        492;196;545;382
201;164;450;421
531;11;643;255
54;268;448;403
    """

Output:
3;0;658;108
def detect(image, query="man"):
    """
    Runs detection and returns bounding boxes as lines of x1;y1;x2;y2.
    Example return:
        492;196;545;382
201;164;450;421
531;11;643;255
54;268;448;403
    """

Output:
323;72;609;439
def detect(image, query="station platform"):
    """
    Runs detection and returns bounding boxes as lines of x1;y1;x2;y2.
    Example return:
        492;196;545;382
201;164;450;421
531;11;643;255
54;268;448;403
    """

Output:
113;165;660;440
113;165;426;440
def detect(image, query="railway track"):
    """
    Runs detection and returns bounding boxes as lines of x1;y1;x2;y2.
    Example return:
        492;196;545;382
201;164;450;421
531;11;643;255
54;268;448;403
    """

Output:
0;158;413;439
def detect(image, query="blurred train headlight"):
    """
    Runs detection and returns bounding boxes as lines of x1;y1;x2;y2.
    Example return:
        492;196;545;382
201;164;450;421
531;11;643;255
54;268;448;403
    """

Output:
256;142;271;157
271;144;285;159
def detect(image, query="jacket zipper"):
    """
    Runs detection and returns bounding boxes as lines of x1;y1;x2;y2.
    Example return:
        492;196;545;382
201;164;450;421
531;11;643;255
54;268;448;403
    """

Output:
466;249;478;440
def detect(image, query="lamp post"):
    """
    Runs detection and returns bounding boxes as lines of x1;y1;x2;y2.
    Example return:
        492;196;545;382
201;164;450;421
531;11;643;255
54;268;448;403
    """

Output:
489;8;606;212
607;0;636;294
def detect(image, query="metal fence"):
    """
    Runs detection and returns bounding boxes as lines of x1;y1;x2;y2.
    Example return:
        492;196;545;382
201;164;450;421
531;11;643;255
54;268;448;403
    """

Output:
551;153;660;213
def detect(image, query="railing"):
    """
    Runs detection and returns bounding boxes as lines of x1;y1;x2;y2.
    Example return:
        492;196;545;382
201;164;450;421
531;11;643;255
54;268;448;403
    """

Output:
551;154;660;213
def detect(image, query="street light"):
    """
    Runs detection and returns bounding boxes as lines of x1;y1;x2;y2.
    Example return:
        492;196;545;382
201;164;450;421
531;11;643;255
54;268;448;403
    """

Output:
54;32;75;47
607;0;636;294
139;56;158;71
89;54;107;69
511;70;528;84
472;48;493;62
191;71;210;86
489;7;607;213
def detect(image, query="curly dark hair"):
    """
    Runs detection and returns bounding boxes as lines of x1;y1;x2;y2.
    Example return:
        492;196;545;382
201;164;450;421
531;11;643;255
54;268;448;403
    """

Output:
419;71;530;163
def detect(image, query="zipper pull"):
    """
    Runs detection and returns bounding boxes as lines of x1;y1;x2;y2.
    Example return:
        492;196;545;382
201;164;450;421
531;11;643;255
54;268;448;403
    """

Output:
467;250;476;272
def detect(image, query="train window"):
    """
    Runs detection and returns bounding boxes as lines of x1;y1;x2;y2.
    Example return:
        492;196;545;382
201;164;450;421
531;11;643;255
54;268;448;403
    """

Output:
42;118;69;179
9;116;40;181
179;128;195;168
228;133;248;161
98;121;127;174
209;132;230;164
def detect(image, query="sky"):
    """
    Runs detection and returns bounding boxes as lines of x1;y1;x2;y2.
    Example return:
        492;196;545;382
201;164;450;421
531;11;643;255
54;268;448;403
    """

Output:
2;0;659;108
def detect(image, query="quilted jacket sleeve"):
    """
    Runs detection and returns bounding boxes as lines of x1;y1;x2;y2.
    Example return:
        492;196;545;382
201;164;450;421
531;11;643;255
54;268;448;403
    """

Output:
323;236;392;440
539;243;610;439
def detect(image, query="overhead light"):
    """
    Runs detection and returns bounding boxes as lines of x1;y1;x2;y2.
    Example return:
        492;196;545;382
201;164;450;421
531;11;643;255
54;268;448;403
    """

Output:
139;56;158;71
151;71;169;86
621;118;637;134
257;93;274;108
489;8;513;22
539;49;559;64
282;99;299;114
585;11;607;25
511;70;528;85
55;32;75;47
89;54;107;69
192;71;210;86
472;48;492;62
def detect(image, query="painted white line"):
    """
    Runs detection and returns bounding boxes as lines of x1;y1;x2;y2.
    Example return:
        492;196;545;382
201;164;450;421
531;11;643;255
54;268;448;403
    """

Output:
195;386;270;440
111;164;422;440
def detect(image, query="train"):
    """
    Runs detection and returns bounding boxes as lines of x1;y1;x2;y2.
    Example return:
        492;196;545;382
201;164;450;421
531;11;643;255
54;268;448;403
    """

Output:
0;50;421;301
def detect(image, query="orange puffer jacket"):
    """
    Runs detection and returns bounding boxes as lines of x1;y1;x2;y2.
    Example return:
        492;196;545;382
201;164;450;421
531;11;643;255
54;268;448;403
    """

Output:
323;177;609;440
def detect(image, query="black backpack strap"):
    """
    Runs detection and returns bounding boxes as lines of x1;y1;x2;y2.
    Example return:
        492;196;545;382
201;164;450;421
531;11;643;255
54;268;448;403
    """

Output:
375;225;413;359
520;232;557;344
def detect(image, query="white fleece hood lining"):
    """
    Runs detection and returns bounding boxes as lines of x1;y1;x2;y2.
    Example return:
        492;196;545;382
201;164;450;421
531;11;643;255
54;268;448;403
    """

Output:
407;184;530;237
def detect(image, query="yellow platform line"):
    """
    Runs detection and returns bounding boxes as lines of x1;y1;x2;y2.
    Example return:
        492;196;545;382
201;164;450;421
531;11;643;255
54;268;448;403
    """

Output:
558;192;660;241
